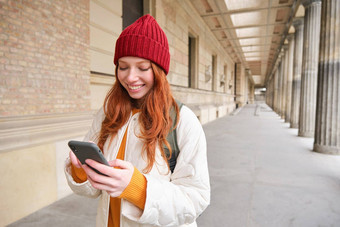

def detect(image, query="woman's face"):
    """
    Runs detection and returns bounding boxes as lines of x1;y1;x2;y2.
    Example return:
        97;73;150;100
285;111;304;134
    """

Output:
117;56;154;101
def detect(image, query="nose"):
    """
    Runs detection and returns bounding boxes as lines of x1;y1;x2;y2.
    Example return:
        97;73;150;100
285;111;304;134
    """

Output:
126;67;139;83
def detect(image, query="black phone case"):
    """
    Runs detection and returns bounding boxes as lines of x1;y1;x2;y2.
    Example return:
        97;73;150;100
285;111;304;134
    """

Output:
68;140;109;175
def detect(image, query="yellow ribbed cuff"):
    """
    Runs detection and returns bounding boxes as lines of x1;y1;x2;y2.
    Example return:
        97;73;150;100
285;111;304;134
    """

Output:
119;167;147;210
71;163;87;183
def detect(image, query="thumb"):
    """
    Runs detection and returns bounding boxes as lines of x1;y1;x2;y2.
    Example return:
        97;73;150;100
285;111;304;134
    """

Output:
69;151;82;168
109;159;132;170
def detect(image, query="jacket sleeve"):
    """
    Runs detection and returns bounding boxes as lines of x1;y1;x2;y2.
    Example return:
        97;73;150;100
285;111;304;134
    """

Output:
138;106;211;226
64;158;101;198
64;108;105;198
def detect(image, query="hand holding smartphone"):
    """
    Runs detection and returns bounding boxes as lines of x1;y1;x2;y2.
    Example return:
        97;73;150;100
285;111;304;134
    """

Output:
68;140;109;175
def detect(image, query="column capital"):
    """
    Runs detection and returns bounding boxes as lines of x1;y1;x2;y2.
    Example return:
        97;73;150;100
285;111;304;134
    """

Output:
287;33;295;41
279;48;284;56
292;17;304;29
301;0;321;8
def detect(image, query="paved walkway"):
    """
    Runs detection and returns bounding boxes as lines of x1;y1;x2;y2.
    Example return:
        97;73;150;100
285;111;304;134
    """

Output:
8;104;340;227
197;104;340;227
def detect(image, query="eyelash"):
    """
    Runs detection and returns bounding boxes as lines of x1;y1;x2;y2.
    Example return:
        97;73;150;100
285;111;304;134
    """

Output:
140;67;150;71
118;67;150;71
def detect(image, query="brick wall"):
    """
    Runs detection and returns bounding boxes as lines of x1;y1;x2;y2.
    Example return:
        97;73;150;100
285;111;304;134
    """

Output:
0;0;90;116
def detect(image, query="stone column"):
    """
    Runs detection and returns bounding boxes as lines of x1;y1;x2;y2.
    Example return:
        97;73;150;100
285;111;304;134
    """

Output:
281;45;288;119
272;77;275;108
280;50;285;117
298;0;322;137
285;34;295;123
266;76;272;107
270;75;275;108
290;17;304;128
274;69;279;113
277;58;283;115
314;0;340;154
268;76;275;109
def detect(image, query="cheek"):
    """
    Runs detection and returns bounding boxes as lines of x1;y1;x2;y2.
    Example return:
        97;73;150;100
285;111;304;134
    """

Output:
146;73;155;86
117;72;125;84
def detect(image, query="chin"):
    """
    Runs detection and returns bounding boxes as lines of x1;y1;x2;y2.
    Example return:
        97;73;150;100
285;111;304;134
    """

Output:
129;93;145;100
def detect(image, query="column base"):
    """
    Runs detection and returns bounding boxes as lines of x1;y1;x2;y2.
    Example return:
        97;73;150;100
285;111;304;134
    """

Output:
314;144;340;155
298;131;314;137
290;123;298;128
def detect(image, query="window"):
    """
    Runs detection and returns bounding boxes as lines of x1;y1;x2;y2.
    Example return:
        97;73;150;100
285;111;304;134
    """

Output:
188;33;198;88
212;55;217;91
123;0;143;29
223;64;228;93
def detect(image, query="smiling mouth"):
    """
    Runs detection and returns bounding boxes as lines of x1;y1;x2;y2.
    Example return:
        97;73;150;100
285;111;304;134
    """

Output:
128;85;144;90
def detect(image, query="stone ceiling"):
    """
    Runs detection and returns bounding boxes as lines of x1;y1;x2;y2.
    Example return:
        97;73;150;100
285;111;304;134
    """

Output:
190;0;303;87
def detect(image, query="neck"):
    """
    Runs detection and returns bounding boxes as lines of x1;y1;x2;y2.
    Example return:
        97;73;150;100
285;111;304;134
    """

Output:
132;98;144;109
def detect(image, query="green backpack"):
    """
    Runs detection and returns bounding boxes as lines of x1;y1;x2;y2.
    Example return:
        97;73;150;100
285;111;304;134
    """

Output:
163;100;183;173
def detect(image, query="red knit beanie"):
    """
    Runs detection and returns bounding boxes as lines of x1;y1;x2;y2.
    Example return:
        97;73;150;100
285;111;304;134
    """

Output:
114;14;170;75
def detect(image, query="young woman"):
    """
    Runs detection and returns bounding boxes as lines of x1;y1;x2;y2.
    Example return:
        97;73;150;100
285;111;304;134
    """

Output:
65;14;210;227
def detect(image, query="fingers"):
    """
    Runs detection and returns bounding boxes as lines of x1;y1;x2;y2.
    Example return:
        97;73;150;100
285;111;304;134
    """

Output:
82;165;115;192
84;159;135;197
83;161;129;197
86;159;114;176
82;164;107;183
109;159;134;170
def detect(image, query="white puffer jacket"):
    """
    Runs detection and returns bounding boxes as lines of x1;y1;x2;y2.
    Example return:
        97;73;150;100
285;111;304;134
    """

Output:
64;105;210;227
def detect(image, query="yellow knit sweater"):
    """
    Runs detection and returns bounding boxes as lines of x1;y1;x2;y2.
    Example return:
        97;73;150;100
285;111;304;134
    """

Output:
71;110;147;227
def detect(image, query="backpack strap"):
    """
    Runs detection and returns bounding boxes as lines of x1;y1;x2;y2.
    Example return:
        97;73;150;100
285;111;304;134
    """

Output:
163;100;183;173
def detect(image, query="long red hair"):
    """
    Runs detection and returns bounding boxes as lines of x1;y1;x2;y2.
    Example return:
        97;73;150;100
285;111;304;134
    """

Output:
97;63;179;173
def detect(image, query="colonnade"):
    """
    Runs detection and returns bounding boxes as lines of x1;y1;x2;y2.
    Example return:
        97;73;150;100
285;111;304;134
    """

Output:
265;0;340;155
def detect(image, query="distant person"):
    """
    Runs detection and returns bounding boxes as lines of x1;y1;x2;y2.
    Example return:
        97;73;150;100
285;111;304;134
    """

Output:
65;14;210;226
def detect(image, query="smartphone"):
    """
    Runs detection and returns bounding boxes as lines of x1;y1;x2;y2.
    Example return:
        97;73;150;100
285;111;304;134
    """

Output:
68;140;109;175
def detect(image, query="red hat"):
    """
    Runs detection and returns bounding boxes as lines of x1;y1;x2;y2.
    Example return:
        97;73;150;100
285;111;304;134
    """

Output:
114;14;170;75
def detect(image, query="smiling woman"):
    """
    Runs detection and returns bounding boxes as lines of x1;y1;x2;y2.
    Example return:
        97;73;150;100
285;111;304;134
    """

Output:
64;14;210;227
